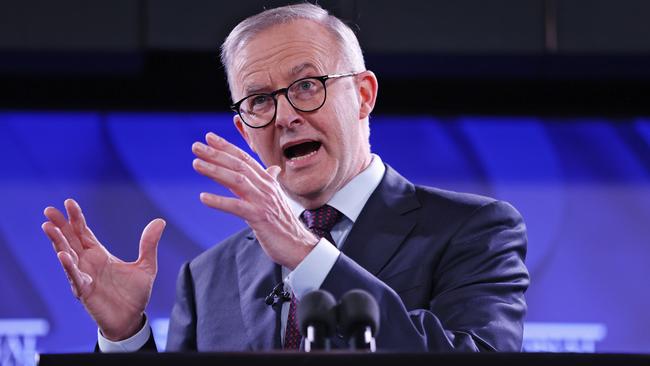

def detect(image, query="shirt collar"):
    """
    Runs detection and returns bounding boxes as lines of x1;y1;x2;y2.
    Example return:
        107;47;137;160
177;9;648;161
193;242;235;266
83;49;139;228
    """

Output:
285;154;386;223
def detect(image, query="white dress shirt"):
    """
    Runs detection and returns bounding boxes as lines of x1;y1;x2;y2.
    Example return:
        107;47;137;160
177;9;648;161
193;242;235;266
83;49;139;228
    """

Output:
98;154;385;351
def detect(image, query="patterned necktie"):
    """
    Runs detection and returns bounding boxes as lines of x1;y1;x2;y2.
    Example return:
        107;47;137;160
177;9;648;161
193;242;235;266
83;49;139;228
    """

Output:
283;205;342;350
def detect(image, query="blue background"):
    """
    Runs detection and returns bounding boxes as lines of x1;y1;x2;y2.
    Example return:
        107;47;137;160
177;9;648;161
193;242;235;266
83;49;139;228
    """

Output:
1;111;649;353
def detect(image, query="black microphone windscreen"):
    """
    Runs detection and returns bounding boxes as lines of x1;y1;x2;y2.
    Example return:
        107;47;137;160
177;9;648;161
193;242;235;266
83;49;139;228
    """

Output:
338;289;380;337
297;290;337;336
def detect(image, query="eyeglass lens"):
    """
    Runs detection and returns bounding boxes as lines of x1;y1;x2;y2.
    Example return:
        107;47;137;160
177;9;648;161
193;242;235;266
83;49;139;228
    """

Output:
239;77;325;127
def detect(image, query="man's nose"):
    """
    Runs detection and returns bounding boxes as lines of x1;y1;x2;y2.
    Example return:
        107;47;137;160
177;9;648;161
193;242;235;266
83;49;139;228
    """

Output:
274;93;301;129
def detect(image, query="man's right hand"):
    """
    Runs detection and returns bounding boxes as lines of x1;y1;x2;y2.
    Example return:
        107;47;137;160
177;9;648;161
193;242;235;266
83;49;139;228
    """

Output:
41;199;165;341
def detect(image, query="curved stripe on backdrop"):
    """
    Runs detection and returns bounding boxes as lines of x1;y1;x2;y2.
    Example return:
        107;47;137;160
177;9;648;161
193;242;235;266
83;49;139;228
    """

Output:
0;111;649;353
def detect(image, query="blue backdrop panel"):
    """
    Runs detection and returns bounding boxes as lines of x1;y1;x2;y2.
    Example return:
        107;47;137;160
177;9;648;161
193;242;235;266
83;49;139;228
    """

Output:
0;112;649;355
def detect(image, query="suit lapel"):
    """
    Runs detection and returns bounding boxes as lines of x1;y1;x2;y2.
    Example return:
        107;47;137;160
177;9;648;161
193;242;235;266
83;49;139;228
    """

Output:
341;165;421;276
235;233;282;350
233;165;419;349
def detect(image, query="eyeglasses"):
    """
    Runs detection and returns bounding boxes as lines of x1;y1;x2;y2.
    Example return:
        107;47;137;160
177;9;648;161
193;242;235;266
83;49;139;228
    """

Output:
230;72;361;129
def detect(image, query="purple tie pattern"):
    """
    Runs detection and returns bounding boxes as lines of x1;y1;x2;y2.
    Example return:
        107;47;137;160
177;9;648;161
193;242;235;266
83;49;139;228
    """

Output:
283;205;342;350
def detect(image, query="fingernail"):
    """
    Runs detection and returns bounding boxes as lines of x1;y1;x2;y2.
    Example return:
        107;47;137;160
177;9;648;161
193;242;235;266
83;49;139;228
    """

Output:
199;192;210;202
192;142;205;152
207;132;220;142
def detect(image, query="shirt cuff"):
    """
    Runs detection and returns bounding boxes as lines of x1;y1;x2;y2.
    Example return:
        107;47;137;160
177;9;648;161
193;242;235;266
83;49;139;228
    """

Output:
286;237;341;299
97;315;151;352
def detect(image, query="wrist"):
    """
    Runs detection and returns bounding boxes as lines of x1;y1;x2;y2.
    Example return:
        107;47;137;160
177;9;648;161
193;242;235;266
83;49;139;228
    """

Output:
286;231;319;270
286;243;314;270
100;314;145;342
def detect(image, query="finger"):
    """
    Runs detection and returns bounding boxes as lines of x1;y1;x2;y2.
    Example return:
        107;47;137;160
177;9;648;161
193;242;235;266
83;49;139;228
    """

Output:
44;206;84;253
65;199;100;248
199;192;254;219
192;141;268;188
137;219;166;274
192;158;264;199
42;221;79;264
266;165;281;180
204;132;268;176
57;251;92;299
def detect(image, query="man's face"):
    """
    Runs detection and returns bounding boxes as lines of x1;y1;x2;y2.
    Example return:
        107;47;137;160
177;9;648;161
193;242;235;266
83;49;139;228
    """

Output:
230;20;376;209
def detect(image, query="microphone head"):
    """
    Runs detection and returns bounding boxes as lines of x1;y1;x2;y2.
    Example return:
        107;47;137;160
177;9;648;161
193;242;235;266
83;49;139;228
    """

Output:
297;290;337;337
264;293;274;306
337;289;380;337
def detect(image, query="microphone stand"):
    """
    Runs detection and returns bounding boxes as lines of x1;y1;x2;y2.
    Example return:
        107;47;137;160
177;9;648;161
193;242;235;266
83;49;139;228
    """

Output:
305;323;331;352
348;325;376;352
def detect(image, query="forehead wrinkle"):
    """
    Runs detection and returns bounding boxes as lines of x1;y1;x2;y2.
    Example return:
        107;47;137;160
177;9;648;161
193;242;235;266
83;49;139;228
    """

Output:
240;56;326;96
234;30;337;97
245;62;320;95
241;44;327;76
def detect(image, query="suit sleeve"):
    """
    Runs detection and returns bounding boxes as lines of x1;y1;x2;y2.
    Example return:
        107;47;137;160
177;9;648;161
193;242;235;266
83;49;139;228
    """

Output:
166;261;198;351
320;200;529;352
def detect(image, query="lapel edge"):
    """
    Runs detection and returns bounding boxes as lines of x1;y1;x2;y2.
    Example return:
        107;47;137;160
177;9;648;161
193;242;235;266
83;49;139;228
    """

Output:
341;164;421;275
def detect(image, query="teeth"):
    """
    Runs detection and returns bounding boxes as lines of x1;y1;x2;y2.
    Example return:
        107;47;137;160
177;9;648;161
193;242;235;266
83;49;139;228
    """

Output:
290;149;318;161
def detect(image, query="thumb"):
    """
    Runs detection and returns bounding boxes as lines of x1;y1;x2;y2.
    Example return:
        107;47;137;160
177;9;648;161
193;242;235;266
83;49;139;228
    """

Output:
266;165;281;180
137;218;166;274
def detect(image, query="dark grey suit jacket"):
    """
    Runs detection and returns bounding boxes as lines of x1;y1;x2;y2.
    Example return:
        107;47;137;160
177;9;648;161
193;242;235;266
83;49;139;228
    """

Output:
165;165;529;351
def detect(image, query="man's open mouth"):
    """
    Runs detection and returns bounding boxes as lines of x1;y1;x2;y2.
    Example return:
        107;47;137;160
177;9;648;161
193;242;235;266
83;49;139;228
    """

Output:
283;141;322;160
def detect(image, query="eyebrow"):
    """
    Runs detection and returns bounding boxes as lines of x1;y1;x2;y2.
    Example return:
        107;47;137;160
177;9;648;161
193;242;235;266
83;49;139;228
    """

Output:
290;62;318;77
245;84;268;95
244;63;320;95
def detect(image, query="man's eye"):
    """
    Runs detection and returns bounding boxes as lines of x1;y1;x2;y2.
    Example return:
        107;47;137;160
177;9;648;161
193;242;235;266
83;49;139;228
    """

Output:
252;95;269;105
298;80;315;90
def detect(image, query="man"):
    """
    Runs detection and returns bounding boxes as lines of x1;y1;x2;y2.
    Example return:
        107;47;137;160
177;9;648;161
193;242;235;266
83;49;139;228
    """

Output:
41;3;529;352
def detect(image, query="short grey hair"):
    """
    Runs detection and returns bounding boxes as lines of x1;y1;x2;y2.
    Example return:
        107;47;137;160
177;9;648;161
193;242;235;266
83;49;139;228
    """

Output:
220;3;365;96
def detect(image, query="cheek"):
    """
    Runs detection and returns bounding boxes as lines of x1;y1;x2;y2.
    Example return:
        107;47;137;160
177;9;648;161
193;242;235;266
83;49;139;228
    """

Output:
322;110;348;149
333;105;362;143
319;92;362;153
248;134;278;162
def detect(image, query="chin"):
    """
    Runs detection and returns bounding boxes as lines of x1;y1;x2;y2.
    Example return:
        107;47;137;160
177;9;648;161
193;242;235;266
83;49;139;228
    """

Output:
281;176;329;203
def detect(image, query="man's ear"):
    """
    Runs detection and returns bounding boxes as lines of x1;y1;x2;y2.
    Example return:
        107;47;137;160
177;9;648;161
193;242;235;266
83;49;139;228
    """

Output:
358;70;378;120
234;115;257;153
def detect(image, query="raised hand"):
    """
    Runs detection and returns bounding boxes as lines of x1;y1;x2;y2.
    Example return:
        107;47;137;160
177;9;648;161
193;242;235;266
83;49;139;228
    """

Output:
191;132;318;269
42;199;165;341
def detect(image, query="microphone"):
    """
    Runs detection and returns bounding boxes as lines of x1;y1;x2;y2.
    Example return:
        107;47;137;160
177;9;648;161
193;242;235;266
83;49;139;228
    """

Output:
297;290;337;352
337;289;380;352
265;282;291;308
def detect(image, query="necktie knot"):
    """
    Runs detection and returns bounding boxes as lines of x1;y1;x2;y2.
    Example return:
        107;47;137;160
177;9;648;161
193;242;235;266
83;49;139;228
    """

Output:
300;205;342;238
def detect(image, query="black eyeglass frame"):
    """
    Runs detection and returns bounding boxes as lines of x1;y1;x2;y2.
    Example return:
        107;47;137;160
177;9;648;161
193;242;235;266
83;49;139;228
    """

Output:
230;71;362;129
